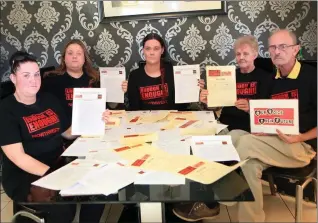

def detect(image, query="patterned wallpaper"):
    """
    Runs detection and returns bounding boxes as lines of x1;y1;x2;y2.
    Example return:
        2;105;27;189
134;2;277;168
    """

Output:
0;1;317;83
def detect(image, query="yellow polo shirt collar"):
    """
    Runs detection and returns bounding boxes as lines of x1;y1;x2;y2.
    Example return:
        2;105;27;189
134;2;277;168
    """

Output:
275;60;301;79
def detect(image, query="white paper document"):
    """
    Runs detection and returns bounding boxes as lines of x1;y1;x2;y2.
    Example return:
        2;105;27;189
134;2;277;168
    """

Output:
249;99;299;134
62;137;119;157
134;170;185;185
153;140;190;155
71;88;106;136
194;111;216;121
86;148;122;163
79;163;139;196
191;135;240;162
60;183;102;196
206;66;237;107
32;159;106;190
173;65;200;103
99;67;125;103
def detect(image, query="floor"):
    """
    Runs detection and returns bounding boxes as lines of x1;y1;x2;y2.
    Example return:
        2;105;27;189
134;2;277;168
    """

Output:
1;183;316;222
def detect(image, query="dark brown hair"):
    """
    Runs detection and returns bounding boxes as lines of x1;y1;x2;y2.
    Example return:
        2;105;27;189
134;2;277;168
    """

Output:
44;39;99;85
142;33;168;99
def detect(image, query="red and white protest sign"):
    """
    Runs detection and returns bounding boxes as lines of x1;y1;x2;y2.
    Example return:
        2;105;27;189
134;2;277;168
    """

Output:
249;99;299;134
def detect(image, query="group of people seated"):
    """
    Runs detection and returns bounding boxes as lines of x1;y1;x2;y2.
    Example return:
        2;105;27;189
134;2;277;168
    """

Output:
0;28;316;223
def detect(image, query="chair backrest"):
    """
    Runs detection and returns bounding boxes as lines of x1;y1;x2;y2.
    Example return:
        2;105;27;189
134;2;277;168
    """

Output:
0;81;15;100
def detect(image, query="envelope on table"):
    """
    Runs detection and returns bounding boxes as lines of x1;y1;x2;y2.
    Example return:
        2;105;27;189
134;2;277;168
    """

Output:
113;143;165;161
109;110;126;118
119;132;158;145
105;117;121;127
176;159;249;184
180;127;216;136
166;111;197;121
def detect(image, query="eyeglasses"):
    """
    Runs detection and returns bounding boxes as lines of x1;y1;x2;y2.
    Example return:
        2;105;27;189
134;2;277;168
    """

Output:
11;53;37;72
268;44;298;52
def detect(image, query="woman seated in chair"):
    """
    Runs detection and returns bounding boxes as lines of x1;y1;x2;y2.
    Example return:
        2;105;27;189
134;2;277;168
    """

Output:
0;51;110;223
127;33;204;111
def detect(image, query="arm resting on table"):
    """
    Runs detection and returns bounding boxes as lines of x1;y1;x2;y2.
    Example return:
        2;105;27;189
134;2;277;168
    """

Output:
1;143;49;176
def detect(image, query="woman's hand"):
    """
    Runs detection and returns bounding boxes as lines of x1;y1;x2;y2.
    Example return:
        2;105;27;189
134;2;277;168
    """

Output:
122;80;128;93
200;89;208;104
198;79;205;90
235;99;250;112
102;109;111;123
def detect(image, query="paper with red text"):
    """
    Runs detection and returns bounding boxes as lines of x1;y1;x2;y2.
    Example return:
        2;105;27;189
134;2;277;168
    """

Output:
249;99;299;134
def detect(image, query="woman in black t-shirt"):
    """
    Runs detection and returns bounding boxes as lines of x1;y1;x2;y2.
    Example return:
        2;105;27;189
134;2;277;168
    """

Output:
42;39;127;127
127;33;204;111
0;52;109;223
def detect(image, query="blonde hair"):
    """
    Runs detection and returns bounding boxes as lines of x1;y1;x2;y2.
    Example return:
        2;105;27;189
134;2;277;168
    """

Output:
44;39;99;85
234;35;259;53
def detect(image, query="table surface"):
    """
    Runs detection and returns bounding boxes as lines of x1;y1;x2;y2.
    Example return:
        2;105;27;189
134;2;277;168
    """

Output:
19;165;254;205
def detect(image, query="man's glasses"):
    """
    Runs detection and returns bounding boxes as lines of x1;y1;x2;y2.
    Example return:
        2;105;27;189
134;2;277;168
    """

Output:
268;44;298;52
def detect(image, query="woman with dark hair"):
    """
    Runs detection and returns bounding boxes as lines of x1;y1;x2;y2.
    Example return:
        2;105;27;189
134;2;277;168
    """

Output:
0;51;110;223
127;33;204;111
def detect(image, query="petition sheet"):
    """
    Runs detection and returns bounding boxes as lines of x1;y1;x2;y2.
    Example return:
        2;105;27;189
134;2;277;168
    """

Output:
173;65;200;103
71;88;106;136
99;67;125;103
206;66;237;107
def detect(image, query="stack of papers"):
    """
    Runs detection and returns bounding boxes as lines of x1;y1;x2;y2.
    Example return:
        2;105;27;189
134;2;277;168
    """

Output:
79;162;142;196
32;159;106;190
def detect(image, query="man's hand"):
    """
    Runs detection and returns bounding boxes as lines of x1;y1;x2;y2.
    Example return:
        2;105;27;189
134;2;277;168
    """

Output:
199;89;208;104
27;185;56;202
235;99;249;112
276;129;303;144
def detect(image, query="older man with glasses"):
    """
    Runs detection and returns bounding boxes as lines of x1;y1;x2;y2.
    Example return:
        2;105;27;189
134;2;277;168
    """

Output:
228;29;317;222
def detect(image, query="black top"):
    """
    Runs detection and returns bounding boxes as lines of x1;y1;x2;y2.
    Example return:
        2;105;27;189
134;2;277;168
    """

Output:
41;72;96;128
0;93;68;201
219;68;273;132
127;63;188;111
270;63;317;149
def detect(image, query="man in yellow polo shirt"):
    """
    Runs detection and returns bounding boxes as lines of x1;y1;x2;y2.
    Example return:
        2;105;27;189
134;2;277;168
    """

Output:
230;29;317;222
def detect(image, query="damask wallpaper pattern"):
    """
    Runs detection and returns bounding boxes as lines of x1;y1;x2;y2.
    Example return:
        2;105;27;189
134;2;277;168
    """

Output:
0;1;317;83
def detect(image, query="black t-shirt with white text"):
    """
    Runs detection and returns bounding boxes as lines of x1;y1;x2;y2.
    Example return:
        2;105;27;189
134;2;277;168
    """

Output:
219;68;273;132
0;93;68;201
